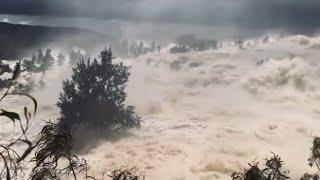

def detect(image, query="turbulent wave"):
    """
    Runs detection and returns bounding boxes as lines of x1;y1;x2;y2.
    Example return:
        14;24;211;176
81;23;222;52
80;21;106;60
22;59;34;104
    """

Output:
2;34;320;179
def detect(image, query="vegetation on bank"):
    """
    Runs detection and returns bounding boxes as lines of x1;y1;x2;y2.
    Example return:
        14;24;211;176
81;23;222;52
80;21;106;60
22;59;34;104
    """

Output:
1;46;320;180
0;48;142;179
231;140;320;180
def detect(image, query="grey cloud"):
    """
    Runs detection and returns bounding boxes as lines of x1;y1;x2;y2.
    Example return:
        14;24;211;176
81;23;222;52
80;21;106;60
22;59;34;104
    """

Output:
1;0;320;32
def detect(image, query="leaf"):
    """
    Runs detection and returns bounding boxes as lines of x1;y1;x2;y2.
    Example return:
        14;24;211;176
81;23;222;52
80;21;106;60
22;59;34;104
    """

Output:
16;139;33;163
24;106;30;124
7;93;37;115
0;109;20;122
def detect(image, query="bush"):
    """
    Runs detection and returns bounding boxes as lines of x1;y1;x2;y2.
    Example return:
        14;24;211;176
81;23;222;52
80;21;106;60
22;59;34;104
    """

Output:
0;65;91;179
231;153;289;180
57;48;141;132
69;49;84;65
30;122;88;180
309;137;320;169
170;45;190;54
23;49;54;73
109;167;144;180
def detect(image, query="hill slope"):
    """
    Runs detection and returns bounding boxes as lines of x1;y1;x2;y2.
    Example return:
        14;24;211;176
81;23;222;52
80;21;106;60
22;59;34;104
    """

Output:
0;22;108;59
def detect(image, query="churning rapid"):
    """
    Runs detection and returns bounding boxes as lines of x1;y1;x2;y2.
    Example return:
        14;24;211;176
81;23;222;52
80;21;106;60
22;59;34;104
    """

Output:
3;34;320;179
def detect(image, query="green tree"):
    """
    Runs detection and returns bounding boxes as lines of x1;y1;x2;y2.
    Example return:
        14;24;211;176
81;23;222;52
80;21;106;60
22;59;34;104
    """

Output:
39;49;54;71
150;41;156;52
69;49;83;65
121;39;129;57
23;54;36;72
138;41;144;55
58;53;65;66
57;48;141;132
129;41;139;57
36;49;44;64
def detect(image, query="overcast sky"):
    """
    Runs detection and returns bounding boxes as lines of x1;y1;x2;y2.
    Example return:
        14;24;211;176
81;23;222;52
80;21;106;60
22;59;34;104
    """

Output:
0;0;319;32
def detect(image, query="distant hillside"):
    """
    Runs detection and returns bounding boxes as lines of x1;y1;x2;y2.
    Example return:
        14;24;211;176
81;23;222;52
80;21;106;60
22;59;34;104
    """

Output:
0;22;108;59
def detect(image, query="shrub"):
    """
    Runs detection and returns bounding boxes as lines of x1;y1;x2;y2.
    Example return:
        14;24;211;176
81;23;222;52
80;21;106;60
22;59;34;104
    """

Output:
231;153;289;180
57;47;141;132
0;65;90;179
30;122;88;180
23;49;54;73
69;49;84;65
309;137;320;169
170;45;190;54
39;49;54;72
109;167;144;180
58;53;66;66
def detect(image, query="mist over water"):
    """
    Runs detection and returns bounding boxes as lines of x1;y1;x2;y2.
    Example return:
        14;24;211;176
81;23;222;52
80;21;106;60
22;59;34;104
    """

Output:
2;13;320;179
1;34;318;179
0;14;287;41
0;0;320;179
119;35;320;179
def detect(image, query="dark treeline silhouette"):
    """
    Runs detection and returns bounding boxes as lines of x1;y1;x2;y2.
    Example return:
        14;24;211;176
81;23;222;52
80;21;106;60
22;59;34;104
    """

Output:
115;39;161;58
170;34;217;54
23;49;54;73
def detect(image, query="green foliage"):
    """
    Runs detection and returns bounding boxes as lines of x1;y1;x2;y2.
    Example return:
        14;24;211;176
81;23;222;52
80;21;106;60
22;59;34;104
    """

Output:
231;153;289;180
0;65;91;180
109;167;144;180
30;122;88;180
23;55;36;72
172;34;218;53
309;137;320;169
40;49;54;71
129;41;139;57
235;40;244;49
0;109;20;122
58;53;66;66
0;61;12;76
170;45;190;54
117;40;159;58
23;49;55;73
300;173;320;180
37;49;44;65
150;41;156;52
69;49;84;65
57;47;141;132
0;62;37;179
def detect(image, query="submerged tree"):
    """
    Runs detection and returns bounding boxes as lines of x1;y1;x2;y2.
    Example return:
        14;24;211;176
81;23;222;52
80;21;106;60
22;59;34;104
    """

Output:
23;55;36;72
69;49;83;65
57;48;141;132
23;49;54;73
120;39;129;57
36;49;44;64
39;49;54;72
109;167;143;180
58;53;66;66
150;41;156;52
129;41;139;57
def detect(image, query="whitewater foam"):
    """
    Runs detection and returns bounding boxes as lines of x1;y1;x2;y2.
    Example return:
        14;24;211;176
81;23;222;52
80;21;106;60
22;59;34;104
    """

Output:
2;34;320;179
